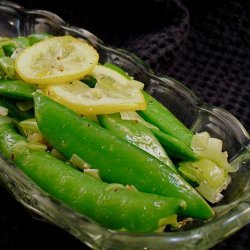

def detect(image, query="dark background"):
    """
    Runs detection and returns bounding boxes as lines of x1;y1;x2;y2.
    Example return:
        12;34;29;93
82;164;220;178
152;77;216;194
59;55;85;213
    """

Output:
0;0;249;249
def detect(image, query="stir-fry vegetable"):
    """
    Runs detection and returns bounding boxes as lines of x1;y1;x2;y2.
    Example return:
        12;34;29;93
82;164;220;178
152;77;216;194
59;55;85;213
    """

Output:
0;79;36;100
138;91;194;147
34;92;213;219
98;112;176;172
0;34;236;232
0;121;187;233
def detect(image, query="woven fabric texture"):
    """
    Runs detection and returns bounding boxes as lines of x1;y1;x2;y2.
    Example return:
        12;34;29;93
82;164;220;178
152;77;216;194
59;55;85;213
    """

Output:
124;0;250;129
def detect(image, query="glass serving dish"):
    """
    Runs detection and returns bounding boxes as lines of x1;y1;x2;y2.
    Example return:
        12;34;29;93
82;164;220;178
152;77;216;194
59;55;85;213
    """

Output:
0;1;249;249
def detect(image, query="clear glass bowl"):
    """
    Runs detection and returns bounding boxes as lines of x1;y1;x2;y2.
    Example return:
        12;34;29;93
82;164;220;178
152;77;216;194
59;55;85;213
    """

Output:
0;1;249;249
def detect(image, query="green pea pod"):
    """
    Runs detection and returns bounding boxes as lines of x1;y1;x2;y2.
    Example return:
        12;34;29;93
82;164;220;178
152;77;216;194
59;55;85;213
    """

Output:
0;57;16;79
27;33;53;45
0;79;36;100
0;97;34;121
0;47;5;58
2;37;30;57
34;93;214;219
0;67;4;80
0;38;15;57
0;48;5;78
98;112;176;172
0;38;13;47
151;129;199;161
0;122;186;233
2;44;16;57
0;71;4;80
0;123;24;158
12;37;30;48
104;63;130;79
138;91;194;147
102;64;193;148
81;75;97;88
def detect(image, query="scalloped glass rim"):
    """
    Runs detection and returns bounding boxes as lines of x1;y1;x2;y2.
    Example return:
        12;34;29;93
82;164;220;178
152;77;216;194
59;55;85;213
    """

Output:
0;1;249;249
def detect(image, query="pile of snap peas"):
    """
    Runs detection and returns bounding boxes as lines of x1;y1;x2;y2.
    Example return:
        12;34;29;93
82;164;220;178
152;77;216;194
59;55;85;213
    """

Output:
0;33;217;233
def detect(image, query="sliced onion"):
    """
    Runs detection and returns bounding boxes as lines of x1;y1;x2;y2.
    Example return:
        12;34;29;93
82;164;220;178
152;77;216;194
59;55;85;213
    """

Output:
191;132;237;172
120;111;159;130
0;106;8;116
196;181;223;203
28;142;47;151
69;153;91;170
84;169;101;180
51;148;66;161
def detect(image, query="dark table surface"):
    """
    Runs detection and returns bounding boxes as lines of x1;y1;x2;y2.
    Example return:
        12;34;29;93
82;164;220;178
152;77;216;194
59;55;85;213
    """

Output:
0;0;249;249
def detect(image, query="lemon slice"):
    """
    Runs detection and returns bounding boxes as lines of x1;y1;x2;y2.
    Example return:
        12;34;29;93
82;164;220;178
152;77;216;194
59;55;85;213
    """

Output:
44;65;146;115
15;36;98;85
91;64;144;95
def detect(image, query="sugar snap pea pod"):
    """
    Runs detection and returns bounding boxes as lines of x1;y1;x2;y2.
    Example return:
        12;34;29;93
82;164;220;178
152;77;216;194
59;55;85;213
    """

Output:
2;37;30;57
138;91;194;147
0;67;4;79
0;39;15;57
0;48;5;78
100;63;193;162
151;129;199;161
81;75;97;88
0;122;186;233
104;63;195;148
34;93;214;219
0;47;5;58
12;37;30;47
0;120;25;158
0;57;16;79
0;97;33;120
98;112;176;172
2;44;16;57
104;62;130;79
0;38;13;47
0;79;36;100
27;33;53;45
